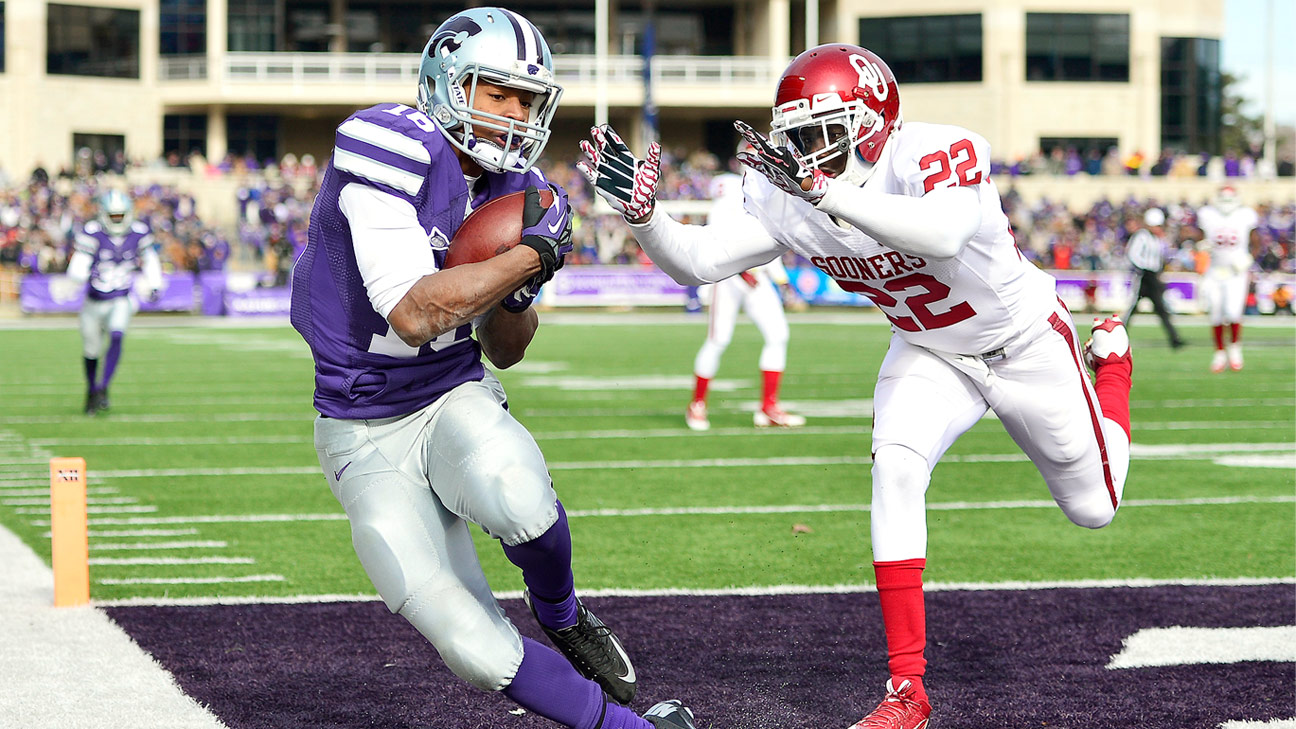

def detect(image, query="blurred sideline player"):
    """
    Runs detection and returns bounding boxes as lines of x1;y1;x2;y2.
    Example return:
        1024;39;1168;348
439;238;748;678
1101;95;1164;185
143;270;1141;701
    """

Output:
687;170;806;431
1197;185;1257;372
289;8;698;729
66;188;161;415
580;44;1133;729
1121;207;1185;348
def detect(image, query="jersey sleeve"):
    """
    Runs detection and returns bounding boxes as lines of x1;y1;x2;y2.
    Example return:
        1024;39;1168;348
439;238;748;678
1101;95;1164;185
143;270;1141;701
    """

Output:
73;223;100;256
889;124;992;198
331;105;436;199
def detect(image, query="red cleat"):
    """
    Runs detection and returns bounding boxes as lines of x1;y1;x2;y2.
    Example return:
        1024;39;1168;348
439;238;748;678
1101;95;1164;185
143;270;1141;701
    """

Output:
1084;316;1132;372
847;679;931;729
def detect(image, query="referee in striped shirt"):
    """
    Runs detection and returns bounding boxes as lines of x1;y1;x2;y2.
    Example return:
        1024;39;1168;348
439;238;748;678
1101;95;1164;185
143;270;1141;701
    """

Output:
1123;207;1186;348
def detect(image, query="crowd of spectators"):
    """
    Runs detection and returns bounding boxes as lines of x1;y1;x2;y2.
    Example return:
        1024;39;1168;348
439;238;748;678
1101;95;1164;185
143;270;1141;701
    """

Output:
992;145;1296;179
3;142;1293;289
0;163;233;278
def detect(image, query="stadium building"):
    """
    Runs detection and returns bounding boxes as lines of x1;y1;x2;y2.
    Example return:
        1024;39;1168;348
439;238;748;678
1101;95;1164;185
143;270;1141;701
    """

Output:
0;0;1230;177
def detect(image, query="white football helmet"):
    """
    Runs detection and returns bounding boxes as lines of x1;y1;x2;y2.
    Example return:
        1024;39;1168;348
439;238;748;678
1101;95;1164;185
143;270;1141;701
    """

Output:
99;189;133;236
416;7;563;174
1215;185;1240;214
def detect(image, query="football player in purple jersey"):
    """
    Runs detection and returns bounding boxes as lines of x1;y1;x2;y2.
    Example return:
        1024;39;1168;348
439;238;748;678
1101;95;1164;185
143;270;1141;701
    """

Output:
66;188;162;415
289;8;699;729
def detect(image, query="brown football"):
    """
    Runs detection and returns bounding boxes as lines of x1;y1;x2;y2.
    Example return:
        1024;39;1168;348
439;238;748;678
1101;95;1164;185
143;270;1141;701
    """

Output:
443;188;554;269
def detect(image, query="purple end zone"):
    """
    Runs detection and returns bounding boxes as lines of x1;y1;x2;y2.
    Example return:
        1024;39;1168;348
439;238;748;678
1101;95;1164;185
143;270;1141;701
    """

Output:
105;585;1294;729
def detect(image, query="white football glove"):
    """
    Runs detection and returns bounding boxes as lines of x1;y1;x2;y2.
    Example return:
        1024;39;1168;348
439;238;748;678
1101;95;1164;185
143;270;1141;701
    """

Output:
734;120;829;205
577;125;661;222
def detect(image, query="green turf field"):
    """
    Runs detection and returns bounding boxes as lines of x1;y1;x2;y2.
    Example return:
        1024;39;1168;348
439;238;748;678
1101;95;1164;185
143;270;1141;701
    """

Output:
1;313;1292;603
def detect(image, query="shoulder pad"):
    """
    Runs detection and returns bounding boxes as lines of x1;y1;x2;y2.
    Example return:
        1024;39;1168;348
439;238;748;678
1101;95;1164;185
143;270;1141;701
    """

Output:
889;122;992;196
332;104;439;196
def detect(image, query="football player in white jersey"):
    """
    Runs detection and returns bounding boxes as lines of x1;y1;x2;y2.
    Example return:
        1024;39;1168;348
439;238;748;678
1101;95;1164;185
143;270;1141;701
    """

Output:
66;189;162;414
579;44;1134;729
1196;185;1257;372
686;171;806;431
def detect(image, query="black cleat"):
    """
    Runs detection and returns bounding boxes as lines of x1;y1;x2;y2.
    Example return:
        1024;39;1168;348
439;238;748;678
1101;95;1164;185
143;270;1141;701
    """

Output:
527;593;637;704
644;700;697;729
84;389;98;415
96;389;110;413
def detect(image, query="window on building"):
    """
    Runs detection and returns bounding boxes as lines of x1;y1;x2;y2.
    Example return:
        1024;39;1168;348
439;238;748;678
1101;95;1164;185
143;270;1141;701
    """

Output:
1161;37;1221;155
164;115;208;162
857;14;982;83
1026;13;1128;82
47;4;139;78
72;133;127;173
229;0;278;52
1;3;7;74
160;0;206;55
227;115;280;166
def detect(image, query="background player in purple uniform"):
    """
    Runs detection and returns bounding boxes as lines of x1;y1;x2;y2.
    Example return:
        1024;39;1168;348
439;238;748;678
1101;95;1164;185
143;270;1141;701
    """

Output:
289;8;699;729
66;188;161;415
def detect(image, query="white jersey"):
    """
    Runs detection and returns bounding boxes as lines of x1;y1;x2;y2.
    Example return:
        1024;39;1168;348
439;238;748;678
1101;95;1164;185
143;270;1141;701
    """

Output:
741;122;1056;355
1197;204;1257;279
709;172;788;288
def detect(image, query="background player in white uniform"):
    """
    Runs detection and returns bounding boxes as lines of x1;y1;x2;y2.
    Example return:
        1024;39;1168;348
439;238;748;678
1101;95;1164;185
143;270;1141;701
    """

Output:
579;44;1133;729
289;9;698;729
1197;185;1257;372
1122;208;1186;349
66;189;161;415
686;171;805;431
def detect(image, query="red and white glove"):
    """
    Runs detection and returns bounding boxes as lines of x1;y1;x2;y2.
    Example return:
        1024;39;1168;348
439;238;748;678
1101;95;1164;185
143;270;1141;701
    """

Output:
734;120;828;205
577;125;661;221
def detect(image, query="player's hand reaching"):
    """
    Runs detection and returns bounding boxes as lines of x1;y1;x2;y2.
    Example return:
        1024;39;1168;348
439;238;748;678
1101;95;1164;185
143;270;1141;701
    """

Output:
519;183;574;286
577;124;661;223
733;120;829;205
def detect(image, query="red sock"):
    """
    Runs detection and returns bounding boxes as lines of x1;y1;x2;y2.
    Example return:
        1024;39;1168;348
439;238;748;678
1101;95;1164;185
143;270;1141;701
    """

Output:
1213;325;1225;350
761;370;781;411
874;558;927;701
692;376;710;404
1094;359;1133;440
1230;322;1242;344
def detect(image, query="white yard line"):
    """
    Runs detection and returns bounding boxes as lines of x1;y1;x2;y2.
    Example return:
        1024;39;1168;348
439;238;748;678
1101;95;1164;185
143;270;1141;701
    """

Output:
23;493;1290;528
92;575;1296;608
0;523;228;728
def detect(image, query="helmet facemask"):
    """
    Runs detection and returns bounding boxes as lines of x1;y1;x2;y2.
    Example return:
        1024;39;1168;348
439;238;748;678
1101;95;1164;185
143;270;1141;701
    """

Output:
99;190;132;236
771;95;882;186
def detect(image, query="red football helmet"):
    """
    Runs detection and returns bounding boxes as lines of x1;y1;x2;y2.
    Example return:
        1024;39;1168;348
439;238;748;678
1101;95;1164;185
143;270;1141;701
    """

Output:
770;44;902;184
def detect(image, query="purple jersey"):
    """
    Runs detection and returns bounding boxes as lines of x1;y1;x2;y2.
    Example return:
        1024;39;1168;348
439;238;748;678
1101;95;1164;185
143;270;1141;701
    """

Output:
73;221;156;301
291;103;538;419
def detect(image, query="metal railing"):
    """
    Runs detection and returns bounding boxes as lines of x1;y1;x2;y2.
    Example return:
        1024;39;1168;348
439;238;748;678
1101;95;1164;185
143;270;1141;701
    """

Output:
159;52;779;87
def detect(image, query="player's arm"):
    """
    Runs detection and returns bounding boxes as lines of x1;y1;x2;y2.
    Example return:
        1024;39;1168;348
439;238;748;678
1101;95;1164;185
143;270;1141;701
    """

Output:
139;232;164;299
66;227;98;283
344;183;544;348
579;124;784;285
735;121;981;259
628;211;785;286
816;185;980;260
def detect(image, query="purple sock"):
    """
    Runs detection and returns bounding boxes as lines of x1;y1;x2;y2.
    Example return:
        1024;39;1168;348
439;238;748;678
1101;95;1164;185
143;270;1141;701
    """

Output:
100;331;124;391
84;358;99;391
501;501;578;629
503;637;650;729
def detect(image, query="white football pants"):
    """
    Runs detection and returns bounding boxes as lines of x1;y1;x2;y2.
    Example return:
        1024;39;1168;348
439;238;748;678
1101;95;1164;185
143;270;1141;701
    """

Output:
313;371;558;692
694;274;789;378
869;301;1130;562
80;296;134;358
1202;272;1247;325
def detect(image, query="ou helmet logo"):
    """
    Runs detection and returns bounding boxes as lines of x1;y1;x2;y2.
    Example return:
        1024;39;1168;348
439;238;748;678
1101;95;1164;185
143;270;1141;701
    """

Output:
849;54;889;101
